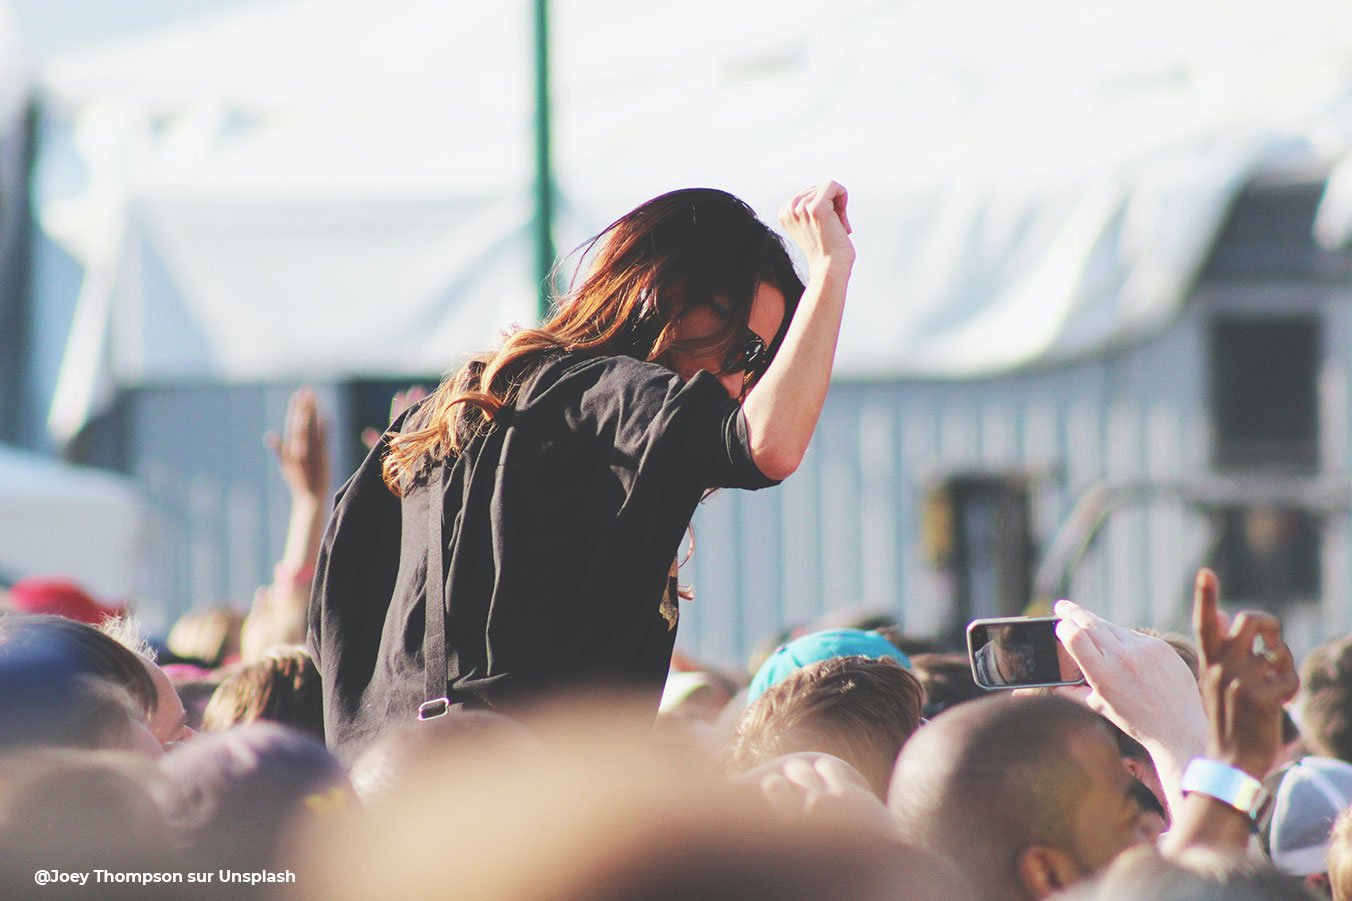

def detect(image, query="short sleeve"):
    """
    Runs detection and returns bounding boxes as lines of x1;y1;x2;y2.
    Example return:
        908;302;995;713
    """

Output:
521;354;780;491
660;369;782;490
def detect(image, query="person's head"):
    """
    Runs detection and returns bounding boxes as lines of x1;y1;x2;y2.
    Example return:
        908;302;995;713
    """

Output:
728;655;924;799
0;659;159;758
0;748;179;895
747;628;912;704
1262;756;1352;892
1300;635;1352;763
0;614;160;756
166;606;243;668
889;694;1148;900
382;188;803;491
100;615;197;750
551;187;802;398
159;723;350;875
200;644;323;740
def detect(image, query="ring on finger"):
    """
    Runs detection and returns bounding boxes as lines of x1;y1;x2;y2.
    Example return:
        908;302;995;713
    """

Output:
1254;635;1281;665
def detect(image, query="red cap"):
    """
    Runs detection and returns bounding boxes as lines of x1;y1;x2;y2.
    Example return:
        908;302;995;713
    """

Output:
8;577;127;625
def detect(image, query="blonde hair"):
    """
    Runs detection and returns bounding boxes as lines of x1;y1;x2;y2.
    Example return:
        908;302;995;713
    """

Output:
1330;806;1352;901
167;607;243;668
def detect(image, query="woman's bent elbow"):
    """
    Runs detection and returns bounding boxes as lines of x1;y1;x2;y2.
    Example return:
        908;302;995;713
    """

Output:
752;446;803;482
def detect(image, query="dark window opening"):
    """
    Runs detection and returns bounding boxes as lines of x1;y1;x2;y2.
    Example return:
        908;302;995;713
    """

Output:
1208;315;1323;609
1210;317;1319;471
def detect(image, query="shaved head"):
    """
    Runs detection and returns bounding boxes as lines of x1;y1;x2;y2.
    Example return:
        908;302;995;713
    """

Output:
889;695;1142;900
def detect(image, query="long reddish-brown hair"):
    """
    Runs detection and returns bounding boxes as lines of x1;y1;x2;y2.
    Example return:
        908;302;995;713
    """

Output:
383;188;803;494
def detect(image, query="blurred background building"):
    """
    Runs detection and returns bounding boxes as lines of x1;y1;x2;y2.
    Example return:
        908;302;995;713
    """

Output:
2;0;1351;666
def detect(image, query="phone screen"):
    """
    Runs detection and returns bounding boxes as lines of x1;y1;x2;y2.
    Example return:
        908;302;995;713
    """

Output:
967;617;1083;689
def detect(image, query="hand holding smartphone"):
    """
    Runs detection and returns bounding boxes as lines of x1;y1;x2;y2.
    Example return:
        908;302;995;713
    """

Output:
967;616;1085;690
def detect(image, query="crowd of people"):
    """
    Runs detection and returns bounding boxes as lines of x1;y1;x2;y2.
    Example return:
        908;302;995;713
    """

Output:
3;184;1352;899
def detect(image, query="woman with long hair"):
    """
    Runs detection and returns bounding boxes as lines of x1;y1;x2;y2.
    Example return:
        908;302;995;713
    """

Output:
310;182;854;762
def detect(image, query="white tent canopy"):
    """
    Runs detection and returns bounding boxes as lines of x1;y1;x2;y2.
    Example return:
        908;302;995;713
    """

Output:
0;444;146;600
27;0;1352;440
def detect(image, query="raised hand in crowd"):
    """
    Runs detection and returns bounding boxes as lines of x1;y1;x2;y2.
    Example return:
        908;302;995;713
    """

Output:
265;386;331;504
241;387;332;661
1163;567;1300;857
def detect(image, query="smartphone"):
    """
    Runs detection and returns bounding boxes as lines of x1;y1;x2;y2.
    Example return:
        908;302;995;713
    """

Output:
966;616;1085;690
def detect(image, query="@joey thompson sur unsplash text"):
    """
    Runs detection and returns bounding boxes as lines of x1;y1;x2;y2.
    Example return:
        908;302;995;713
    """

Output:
33;869;298;887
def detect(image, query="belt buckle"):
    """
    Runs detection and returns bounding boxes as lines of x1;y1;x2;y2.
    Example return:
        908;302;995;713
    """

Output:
417;697;450;721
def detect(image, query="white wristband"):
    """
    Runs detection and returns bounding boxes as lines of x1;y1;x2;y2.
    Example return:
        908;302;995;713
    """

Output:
1180;758;1269;820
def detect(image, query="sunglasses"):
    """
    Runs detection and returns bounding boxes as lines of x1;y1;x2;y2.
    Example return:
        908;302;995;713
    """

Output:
722;330;773;385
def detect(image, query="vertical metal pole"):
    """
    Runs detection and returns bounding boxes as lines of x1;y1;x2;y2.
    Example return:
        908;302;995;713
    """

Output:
533;0;555;323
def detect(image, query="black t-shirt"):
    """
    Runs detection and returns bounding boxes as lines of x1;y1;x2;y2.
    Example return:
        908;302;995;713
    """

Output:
308;352;778;763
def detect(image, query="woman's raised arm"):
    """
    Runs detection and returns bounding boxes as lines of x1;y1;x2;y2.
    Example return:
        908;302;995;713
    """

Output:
742;181;854;481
